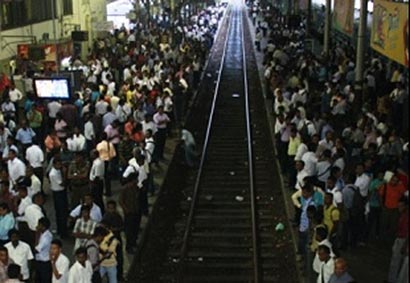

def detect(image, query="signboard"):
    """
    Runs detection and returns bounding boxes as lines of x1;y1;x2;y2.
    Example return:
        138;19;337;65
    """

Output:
92;21;114;31
333;0;355;36
371;0;409;67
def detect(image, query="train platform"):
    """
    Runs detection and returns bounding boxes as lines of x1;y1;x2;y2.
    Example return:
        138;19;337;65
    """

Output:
246;9;393;283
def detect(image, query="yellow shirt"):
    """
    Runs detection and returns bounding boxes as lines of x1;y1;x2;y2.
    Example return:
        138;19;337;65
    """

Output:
96;140;116;161
288;136;301;156
323;205;340;234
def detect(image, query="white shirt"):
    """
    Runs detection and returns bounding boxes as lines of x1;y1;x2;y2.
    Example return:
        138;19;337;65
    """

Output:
25;144;44;168
84;121;95;141
66;134;86;152
52;254;70;283
301;151;317;176
49;167;65;192
295;169;309;190
315;257;335;283
329;187;343;207
89;158;105;181
354;173;371;197
318;139;334;151
9;88;23;102
294;143;308;161
7;158;26;186
142;121;157;135
68;261;93;283
316;160;332;183
123;159;148;188
70;203;102;223
35;230;52;261
5;241;34;280
48;101;62;118
29;175;41;197
17;196;32;220
153;112;170;129
95;100;108;115
24;204;44;231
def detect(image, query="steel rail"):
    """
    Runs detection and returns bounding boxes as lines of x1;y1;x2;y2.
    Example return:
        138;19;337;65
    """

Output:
175;4;234;282
240;6;260;282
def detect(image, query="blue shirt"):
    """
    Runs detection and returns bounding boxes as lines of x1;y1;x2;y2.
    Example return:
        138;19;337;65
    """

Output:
35;230;52;261
91;91;100;103
299;192;323;232
15;128;36;145
0;213;15;240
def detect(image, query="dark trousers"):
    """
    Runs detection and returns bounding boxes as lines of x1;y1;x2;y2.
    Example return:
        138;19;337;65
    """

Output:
124;212;142;251
52;190;68;238
140;187;149;216
365;206;382;240
90;179;105;215
35;261;51;283
287;155;296;188
154;128;167;161
104;161;112;196
114;234;124;280
297;230;308;255
18;222;35;250
348;213;362;248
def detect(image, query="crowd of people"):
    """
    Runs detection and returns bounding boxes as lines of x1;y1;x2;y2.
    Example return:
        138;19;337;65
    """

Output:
251;2;408;283
0;3;225;283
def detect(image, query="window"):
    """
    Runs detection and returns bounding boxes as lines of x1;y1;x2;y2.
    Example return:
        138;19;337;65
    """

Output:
0;0;56;30
63;0;73;16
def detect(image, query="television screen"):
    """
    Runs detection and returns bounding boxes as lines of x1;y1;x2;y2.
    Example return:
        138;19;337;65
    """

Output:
33;78;71;100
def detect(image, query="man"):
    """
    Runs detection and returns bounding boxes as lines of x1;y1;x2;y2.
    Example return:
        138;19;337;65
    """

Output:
69;194;102;223
48;158;68;238
23;192;45;248
101;201;124;281
119;172;141;254
89;150;105;214
314;245;335;283
0;247;13;283
153;106;170;162
50;239;70;283
123;154;148;215
15;120;36;153
66;128;86;153
7;149;26;190
297;183;323;261
354;163;371;198
387;197;408;283
96;133;116;197
68;248;93;283
34;217;52;283
85;227;106;283
379;174;407;239
287;128;301;188
323;193;340;252
15;186;31;224
329;258;355;283
72;205;97;252
0;203;15;246
312;227;335;275
99;226;119;283
4;229;34;282
67;153;90;208
25;141;44;189
294;160;310;191
26;166;41;197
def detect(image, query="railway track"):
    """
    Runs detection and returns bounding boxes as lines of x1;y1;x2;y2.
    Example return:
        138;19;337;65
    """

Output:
130;2;298;282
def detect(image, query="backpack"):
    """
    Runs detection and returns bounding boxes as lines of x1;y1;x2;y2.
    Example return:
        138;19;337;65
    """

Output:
348;185;364;217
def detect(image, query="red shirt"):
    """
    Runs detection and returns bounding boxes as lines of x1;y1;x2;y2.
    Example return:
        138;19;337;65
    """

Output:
379;182;407;209
397;211;409;238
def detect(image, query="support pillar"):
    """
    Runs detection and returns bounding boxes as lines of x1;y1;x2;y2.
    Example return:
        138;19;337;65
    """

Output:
323;0;331;59
354;0;368;103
